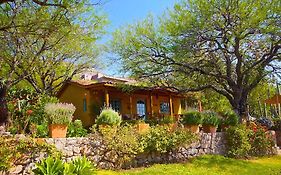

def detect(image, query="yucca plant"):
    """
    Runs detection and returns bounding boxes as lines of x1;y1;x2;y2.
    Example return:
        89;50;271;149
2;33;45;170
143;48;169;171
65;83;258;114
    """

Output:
68;157;96;175
32;157;64;175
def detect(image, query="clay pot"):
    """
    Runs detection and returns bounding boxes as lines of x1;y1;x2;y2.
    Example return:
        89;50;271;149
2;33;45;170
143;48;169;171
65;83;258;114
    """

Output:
135;123;150;134
202;125;217;133
184;124;200;133
48;124;68;138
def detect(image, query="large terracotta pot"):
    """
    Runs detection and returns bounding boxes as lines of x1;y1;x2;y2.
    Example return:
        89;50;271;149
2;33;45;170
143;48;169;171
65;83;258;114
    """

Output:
161;123;178;132
184;124;200;133
135;123;150;134
275;131;281;147
48;124;68;138
202;125;217;133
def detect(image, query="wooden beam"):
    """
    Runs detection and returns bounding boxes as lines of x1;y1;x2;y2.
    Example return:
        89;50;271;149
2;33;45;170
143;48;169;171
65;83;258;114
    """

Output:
150;94;153;117
129;95;133;116
169;95;173;116
198;100;203;112
105;89;109;107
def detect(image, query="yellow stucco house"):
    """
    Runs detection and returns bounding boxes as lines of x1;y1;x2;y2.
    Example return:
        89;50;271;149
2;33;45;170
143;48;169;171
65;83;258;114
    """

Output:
57;72;184;127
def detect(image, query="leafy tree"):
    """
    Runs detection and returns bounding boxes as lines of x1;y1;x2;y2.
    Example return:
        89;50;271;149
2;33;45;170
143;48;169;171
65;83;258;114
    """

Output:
0;0;106;125
112;0;281;120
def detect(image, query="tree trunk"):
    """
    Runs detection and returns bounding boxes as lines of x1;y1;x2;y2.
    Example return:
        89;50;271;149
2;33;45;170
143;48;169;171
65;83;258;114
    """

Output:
231;92;249;123
0;84;8;126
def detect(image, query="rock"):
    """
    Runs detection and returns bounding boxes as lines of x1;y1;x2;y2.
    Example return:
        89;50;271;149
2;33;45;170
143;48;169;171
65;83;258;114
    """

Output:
9;165;23;174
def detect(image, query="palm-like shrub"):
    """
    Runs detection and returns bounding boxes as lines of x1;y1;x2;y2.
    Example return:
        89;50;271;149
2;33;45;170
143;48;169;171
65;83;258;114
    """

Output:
202;111;220;127
44;103;75;125
95;108;122;126
181;111;203;125
32;157;64;175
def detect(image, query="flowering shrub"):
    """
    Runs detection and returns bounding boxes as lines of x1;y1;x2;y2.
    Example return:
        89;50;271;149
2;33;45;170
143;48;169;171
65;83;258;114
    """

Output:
226;124;275;158
95;108;122;126
45;103;75;125
7;89;58;134
248;124;275;156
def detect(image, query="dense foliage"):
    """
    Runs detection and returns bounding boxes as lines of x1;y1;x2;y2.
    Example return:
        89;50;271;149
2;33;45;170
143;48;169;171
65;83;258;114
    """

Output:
67;120;88;137
160;116;175;124
221;111;239;126
7;88;59;135
111;0;280;120
45;103;76;125
202;111;220;127
92;125;197;168
33;156;96;175
0;136;59;172
95;108;122;126
226;124;275;158
181;111;203;125
141;126;198;153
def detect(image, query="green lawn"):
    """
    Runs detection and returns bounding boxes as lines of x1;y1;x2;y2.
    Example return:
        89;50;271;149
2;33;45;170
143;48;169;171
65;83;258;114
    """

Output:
98;155;281;175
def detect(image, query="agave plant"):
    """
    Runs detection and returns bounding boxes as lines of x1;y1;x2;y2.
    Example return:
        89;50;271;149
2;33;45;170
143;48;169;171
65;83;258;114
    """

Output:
32;157;64;175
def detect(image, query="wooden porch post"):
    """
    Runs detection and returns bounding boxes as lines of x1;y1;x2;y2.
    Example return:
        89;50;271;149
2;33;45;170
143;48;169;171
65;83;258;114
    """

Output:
169;95;173;116
198;100;203;112
150;94;153;118
105;89;109;107
129;95;133;117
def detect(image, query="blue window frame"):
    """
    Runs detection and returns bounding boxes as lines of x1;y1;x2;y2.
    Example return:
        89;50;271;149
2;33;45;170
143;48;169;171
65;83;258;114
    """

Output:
83;98;87;112
137;100;146;119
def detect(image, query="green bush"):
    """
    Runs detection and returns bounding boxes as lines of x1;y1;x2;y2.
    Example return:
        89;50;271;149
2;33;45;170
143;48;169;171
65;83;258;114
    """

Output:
34;122;49;138
181;111;203;125
91;125;143;168
272;118;281;131
160;116;175;124
222;111;239;126
67;120;88;137
95;108;122;126
33;156;64;175
141;126;198;153
249;125;275;156
33;156;96;175
45;103;75;125
202;111;220;127
226;125;251;158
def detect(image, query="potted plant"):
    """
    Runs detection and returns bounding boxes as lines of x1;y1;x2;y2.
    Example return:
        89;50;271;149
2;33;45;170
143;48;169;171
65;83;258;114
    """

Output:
202;111;220;133
181;111;203;133
95;108;122;131
135;119;150;134
221;111;239;131
44;103;75;138
160;116;177;131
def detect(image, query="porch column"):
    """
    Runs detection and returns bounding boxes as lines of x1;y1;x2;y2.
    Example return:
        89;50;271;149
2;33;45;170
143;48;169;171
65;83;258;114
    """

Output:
169;95;173;116
129;95;133;117
150;94;153;118
105;89;109;107
198;100;203;112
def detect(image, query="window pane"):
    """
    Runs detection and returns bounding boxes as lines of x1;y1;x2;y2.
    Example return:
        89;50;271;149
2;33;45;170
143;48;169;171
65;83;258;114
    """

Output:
110;100;121;112
137;100;146;117
160;102;170;113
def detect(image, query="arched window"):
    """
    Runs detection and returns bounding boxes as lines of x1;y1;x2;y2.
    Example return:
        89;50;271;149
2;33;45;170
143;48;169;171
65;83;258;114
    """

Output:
137;100;146;118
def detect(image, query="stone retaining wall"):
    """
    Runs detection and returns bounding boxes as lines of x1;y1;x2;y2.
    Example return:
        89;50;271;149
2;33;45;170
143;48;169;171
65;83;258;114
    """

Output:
9;132;226;174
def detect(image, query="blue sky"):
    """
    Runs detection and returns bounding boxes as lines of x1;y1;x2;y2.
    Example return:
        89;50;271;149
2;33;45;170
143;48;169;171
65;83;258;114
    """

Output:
96;0;179;76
